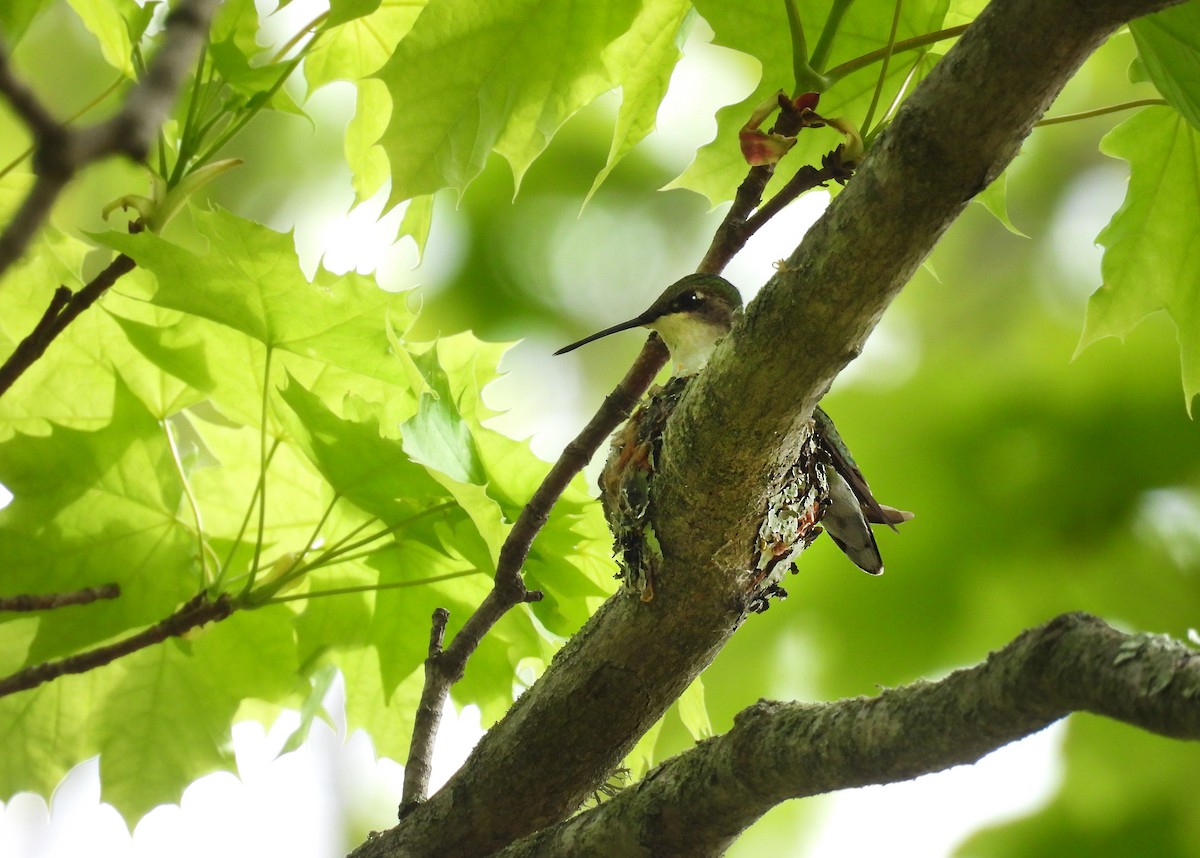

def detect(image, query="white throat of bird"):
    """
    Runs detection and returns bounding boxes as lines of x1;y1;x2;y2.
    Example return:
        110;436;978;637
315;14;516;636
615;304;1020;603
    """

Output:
649;313;731;376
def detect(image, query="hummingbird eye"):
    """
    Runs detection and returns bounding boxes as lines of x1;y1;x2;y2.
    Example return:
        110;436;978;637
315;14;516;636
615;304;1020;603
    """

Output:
676;290;703;311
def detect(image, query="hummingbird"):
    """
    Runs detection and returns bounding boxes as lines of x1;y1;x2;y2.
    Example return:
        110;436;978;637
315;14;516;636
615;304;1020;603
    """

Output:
554;272;910;575
554;273;743;376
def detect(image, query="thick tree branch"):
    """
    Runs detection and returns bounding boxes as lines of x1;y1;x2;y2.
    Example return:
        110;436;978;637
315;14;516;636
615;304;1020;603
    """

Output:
496;614;1200;857
352;1;1189;855
0;0;220;280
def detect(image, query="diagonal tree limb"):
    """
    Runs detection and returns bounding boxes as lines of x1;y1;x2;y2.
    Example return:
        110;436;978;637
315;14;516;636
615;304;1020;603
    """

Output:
494;613;1200;857
351;0;1190;855
0;0;221;280
398;337;670;812
0;41;61;136
0;253;136;398
0;590;233;698
0;583;120;612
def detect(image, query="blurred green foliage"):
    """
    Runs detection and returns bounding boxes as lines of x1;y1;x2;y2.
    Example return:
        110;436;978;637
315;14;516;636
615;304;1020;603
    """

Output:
0;1;1198;855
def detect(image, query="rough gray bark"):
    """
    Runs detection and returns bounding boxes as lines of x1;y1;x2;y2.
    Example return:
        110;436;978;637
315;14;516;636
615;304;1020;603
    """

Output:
349;0;1192;855
493;613;1200;856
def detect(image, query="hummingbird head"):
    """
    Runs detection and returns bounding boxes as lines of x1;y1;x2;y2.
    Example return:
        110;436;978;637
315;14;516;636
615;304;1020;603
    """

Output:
554;273;743;376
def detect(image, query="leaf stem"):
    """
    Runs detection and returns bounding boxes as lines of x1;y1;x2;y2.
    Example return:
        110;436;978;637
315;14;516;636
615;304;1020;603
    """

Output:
190;53;304;171
269;11;329;64
168;41;211;187
304;501;458;570
163;418;217;585
861;0;903;137
826;24;969;82
248;501;459;602
783;0;828;92
1036;98;1167;126
214;437;281;594
243;347;274;596
261;569;481;606
810;0;856;73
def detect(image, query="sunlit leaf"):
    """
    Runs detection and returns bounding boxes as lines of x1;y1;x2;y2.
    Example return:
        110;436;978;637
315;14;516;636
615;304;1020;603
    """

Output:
278;372;447;523
1131;3;1200;131
93;609;298;821
586;0;693;203
0;0;53;45
399;194;435;260
374;0;642;205
95;208;416;386
0;378;196;663
305;0;425;91
400;345;487;486
1081;107;1200;411
65;0;136;77
0;669;106;800
346;79;393;200
676;675;713;741
974;171;1027;238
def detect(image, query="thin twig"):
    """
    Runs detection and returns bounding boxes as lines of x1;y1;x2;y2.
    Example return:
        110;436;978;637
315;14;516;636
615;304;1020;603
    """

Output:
0;253;136;398
742;154;852;236
0;584;120;613
698;164;776;274
0;0;221;281
400;608;451;817
0;591;234;698
263;570;480;605
700;111;841;274
825;24;970;81
399;337;671;813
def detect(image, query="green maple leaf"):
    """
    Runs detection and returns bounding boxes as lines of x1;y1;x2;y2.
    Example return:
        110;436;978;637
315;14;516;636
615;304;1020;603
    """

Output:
95;208;416;387
1081;107;1200;412
0;377;196;664
374;0;643;204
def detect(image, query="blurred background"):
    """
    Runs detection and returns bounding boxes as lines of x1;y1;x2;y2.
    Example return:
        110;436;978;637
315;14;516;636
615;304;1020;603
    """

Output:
1;2;1198;856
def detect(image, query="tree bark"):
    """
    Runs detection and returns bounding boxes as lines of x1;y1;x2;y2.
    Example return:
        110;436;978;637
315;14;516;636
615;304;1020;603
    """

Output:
349;0;1191;855
495;613;1200;857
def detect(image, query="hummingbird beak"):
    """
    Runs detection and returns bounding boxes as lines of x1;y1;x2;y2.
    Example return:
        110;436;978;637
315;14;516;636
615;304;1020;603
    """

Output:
553;311;655;356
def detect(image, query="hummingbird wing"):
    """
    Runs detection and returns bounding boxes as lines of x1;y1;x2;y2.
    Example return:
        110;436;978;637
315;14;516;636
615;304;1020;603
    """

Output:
813;406;911;531
822;465;884;575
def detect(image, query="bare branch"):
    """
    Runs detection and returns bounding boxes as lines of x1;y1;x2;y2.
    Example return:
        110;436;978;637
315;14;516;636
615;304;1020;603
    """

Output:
400;608;451;815
0;583;120;613
496;614;1200;857
0;0;221;280
698;99;819;275
88;0;223;162
398;339;670;809
0;253;136;398
0;591;233;698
